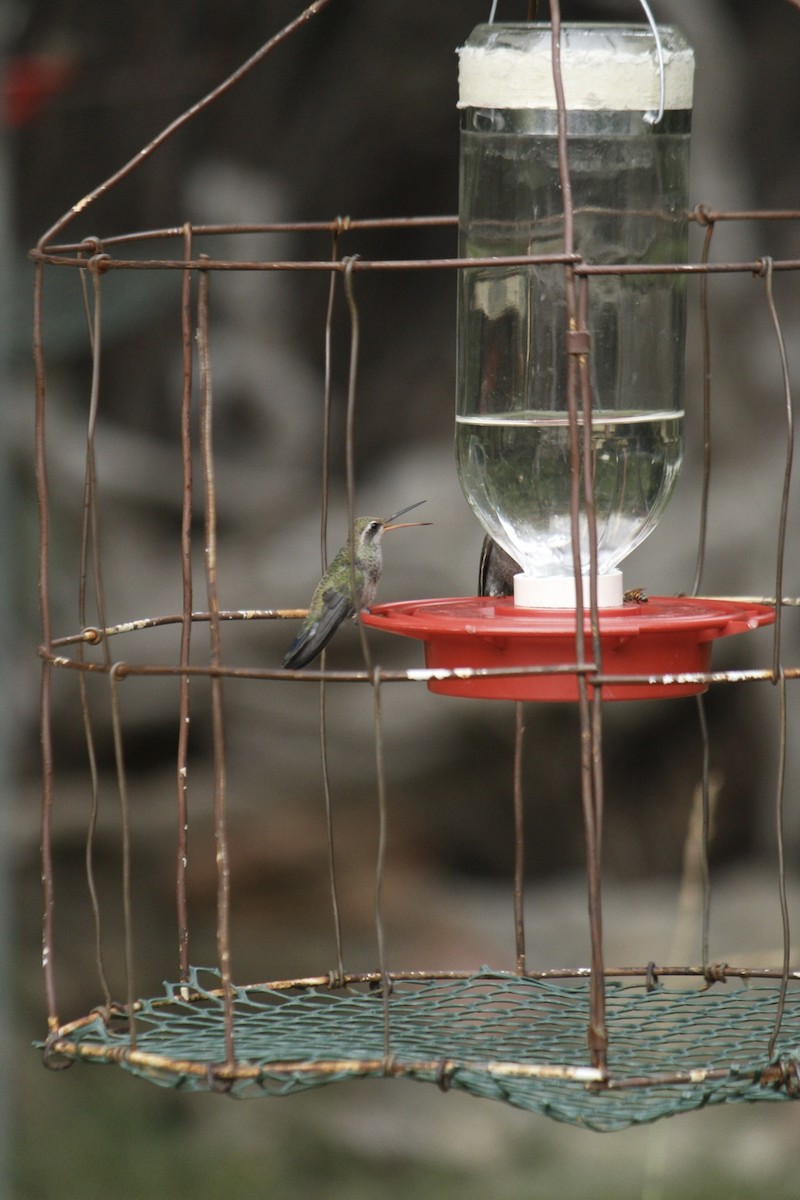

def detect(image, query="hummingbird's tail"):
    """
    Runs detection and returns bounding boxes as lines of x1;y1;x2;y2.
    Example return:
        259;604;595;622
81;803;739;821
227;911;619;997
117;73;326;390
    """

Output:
282;587;353;669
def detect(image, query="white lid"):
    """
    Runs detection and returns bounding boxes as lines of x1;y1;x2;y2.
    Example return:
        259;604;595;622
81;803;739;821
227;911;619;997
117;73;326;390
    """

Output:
458;24;694;112
513;570;624;609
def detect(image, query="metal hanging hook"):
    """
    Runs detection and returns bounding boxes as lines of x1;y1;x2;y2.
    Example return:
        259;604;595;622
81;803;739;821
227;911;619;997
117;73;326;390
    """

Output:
487;2;664;122
639;0;666;125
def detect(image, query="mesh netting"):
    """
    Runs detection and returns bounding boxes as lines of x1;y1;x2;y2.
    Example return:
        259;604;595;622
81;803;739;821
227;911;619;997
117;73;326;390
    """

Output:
43;967;800;1131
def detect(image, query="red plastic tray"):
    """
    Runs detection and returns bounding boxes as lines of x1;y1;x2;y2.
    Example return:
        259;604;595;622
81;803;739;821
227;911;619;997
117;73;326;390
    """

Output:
361;596;775;702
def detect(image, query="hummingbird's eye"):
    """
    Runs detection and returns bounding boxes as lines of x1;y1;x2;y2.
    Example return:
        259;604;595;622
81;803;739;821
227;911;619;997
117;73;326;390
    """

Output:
368;521;381;535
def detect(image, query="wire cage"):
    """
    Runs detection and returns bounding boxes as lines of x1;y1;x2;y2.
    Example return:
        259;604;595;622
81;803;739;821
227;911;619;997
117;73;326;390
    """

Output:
32;0;800;1132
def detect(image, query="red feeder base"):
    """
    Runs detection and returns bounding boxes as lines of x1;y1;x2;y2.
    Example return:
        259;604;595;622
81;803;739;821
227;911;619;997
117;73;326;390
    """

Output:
360;596;775;702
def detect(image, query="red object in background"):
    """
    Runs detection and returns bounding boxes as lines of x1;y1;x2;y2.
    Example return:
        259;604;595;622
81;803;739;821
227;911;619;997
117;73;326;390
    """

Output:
3;55;77;128
361;596;776;702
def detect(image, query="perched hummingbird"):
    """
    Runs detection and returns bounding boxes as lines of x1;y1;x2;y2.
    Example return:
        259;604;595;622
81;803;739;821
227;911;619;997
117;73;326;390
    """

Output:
478;534;520;597
283;501;430;669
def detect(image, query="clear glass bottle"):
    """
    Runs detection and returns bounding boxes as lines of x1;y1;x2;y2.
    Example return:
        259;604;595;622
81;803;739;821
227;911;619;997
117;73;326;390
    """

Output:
455;23;694;606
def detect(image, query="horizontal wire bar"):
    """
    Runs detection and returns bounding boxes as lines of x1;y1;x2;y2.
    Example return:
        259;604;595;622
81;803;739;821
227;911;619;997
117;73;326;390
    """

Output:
49;609;308;647
690;207;800;223
148;965;800;994
38;650;596;682
42;215;460;254
45;595;799;649
578;259;800;277
44;1032;784;1092
34;206;800;255
49;964;799;1030
29;251;582;273
37;645;800;687
43;1035;608;1085
52;1039;619;1085
52;1030;796;1093
28;250;800;276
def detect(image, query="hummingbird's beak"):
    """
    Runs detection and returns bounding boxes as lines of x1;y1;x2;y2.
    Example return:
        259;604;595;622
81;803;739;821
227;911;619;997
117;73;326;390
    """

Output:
383;499;426;524
383;520;432;533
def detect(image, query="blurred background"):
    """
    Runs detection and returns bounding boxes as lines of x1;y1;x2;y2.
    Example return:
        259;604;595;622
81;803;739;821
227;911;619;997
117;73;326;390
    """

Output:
3;0;800;1196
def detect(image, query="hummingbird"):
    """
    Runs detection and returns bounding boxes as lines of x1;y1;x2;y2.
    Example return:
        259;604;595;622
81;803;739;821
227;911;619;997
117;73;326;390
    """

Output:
478;534;520;597
283;501;430;669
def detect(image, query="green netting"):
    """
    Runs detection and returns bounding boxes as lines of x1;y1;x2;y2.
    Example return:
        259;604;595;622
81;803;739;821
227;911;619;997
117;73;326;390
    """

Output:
43;967;800;1132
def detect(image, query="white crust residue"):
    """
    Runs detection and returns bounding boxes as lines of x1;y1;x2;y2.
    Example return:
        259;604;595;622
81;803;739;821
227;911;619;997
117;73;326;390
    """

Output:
458;38;694;111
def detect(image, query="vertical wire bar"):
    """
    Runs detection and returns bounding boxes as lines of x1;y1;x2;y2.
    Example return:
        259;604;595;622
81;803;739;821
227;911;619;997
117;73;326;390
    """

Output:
577;277;608;1031
320;224;342;575
340;258;388;1045
318;684;345;980
81;266;137;1038
108;663;136;1046
760;257;794;1058
638;0;665;127
197;260;235;1065
33;261;60;1034
371;670;392;1058
577;274;599;620
80;685;109;1009
577;275;605;864
341;257;373;672
691;219;716;596
512;702;527;975
684;221;718;983
768;671;790;1061
76;257;113;1009
575;238;607;1074
695;692;712;971
320;229;345;981
176;224;195;985
342;256;360;579
550;0;608;1070
691;220;717;979
81;260;112;644
550;7;583;659
761;258;794;675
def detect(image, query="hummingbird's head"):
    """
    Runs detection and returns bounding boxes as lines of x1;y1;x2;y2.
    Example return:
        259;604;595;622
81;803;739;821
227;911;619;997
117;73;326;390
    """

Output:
353;516;386;550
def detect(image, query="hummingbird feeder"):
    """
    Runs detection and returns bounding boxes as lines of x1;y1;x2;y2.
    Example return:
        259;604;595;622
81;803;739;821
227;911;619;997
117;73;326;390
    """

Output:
362;595;775;702
364;21;775;700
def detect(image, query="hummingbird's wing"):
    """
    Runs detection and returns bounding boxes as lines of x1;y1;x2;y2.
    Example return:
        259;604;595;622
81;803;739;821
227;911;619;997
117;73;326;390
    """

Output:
282;586;354;670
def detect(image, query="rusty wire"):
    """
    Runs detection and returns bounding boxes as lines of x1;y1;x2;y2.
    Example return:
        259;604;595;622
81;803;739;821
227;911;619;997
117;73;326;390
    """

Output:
512;702;526;976
35;648;800;688
77;258;113;1013
547;0;608;1072
176;223;194;985
197;261;235;1067
29;243;800;276
318;223;346;984
32;0;800;1104
759;255;795;1058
